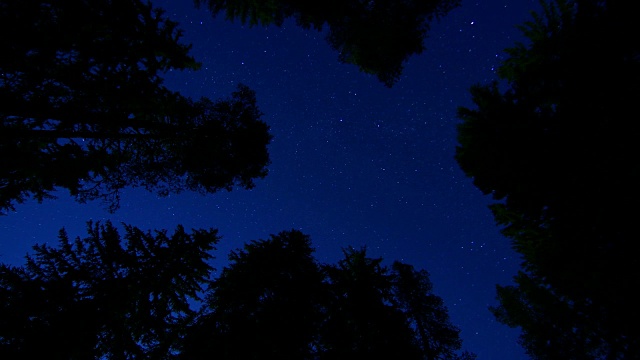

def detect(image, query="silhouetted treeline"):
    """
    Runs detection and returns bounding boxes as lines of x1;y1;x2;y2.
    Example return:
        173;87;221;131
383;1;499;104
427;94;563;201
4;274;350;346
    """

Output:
0;224;475;359
0;0;271;214
456;0;639;358
0;221;217;358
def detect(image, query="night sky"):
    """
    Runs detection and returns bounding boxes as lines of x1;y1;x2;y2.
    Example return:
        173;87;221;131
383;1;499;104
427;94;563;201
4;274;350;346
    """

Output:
0;1;543;358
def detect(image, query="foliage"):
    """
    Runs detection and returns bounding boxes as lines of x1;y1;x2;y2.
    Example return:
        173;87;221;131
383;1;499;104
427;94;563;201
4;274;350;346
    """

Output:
1;227;472;359
0;221;218;359
193;0;461;87
455;0;639;357
0;0;272;214
182;230;325;359
184;234;474;359
490;272;621;360
390;261;476;360
320;247;422;359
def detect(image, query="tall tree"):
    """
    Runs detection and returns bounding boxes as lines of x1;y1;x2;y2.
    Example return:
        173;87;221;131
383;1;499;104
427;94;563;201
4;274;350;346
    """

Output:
321;248;474;360
0;221;218;359
193;0;461;87
320;247;422;359
182;230;325;359
390;261;475;360
0;0;272;214
490;271;617;360
455;0;639;357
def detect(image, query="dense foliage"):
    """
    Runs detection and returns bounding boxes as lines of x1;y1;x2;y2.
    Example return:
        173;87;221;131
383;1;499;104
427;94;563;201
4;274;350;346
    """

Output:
456;0;639;357
0;221;217;359
0;227;474;359
0;0;271;214
185;231;475;359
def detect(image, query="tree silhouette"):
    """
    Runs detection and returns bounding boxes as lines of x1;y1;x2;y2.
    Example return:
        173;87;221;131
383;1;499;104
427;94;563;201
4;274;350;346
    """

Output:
320;247;423;359
321;248;475;360
0;221;218;359
1;226;473;359
183;234;474;359
181;230;325;359
390;261;476;360
490;271;616;360
0;0;272;214
455;0;639;357
193;0;461;87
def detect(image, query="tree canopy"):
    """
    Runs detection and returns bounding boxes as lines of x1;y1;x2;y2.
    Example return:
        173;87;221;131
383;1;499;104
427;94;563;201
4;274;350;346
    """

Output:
184;231;475;360
193;0;461;87
0;0;272;214
0;225;475;359
182;230;326;359
0;221;218;359
455;0;639;357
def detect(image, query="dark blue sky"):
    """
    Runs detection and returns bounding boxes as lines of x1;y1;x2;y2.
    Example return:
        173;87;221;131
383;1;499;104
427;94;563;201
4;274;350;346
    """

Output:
0;1;542;358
